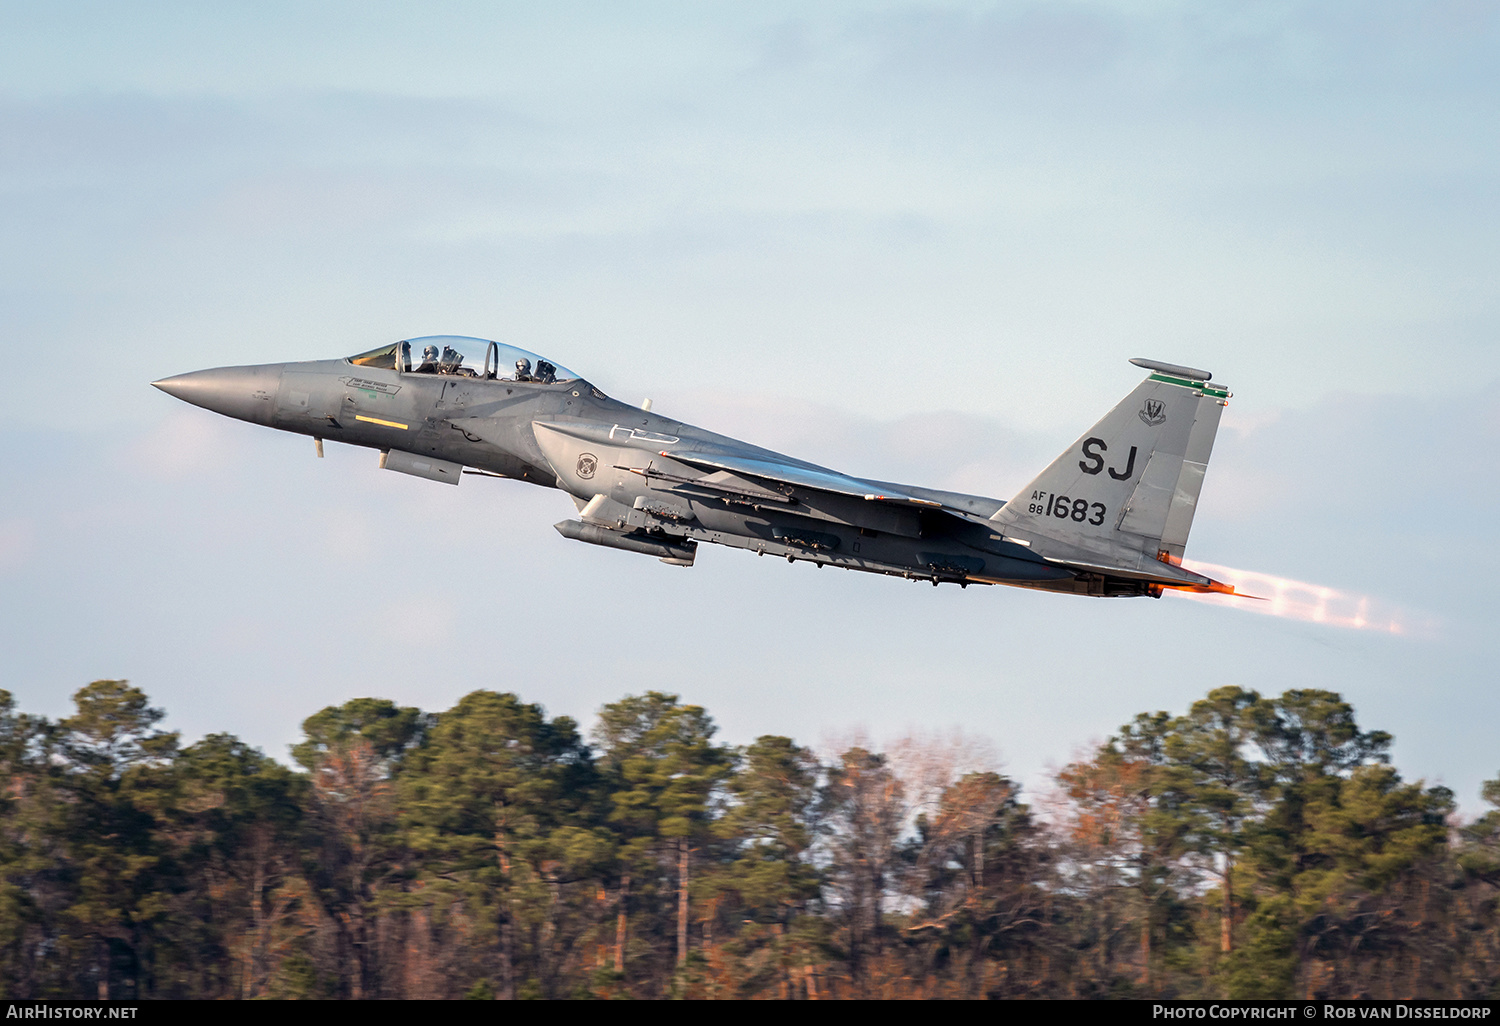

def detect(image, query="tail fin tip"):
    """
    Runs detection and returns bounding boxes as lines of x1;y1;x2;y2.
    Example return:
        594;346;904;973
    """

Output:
1129;357;1213;381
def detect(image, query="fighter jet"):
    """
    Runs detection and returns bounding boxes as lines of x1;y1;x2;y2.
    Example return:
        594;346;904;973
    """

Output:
153;336;1236;597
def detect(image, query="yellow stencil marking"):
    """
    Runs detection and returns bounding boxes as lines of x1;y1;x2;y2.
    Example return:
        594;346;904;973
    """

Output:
355;415;409;430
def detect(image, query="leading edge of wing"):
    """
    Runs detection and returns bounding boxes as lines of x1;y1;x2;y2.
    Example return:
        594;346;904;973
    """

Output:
661;451;943;508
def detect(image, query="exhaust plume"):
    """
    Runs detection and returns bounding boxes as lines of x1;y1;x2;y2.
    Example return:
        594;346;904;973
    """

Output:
1178;559;1435;638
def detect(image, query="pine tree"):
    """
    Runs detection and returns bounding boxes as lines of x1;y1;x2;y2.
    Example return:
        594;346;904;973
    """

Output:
593;692;732;992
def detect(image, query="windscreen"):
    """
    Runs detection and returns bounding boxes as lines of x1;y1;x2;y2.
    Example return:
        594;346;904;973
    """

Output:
348;342;400;370
379;336;579;382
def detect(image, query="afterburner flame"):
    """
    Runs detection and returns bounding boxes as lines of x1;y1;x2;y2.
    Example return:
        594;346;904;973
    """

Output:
1177;560;1434;637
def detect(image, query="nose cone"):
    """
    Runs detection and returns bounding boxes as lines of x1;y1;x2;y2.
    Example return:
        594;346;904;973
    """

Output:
153;364;284;424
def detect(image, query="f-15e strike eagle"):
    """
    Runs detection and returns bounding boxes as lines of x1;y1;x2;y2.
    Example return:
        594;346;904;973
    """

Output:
153;337;1235;598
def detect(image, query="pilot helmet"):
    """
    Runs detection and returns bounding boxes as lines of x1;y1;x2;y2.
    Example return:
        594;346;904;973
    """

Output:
423;345;439;362
515;358;532;376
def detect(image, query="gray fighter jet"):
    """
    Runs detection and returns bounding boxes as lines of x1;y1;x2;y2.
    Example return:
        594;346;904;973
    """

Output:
153;336;1236;597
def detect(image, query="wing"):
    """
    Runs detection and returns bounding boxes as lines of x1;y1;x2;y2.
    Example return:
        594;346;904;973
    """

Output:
660;450;941;509
632;449;936;539
528;417;1007;541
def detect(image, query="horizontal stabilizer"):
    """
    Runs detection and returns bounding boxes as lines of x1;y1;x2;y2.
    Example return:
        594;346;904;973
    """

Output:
1042;554;1235;594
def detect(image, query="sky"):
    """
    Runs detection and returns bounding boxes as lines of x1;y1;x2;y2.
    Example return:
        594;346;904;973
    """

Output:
1;1;1497;810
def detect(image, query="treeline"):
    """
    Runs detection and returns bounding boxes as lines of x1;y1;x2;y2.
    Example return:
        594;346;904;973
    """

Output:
0;681;1497;1000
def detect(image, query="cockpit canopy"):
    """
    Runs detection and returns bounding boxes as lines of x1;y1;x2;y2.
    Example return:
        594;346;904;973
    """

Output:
348;335;579;384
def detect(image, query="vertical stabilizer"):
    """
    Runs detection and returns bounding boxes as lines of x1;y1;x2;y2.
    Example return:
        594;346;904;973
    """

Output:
990;361;1230;569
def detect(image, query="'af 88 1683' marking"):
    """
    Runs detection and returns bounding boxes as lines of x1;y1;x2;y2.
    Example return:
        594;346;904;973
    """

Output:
1026;490;1106;526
